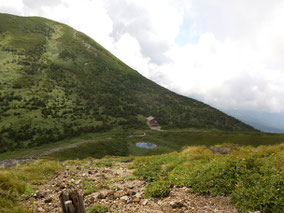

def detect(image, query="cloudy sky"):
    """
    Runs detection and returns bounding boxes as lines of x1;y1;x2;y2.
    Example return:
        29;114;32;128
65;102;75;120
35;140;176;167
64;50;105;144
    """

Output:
1;0;284;114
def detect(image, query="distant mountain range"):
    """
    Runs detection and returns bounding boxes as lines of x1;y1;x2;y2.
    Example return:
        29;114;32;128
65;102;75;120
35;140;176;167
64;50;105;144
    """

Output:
0;13;255;152
224;109;284;133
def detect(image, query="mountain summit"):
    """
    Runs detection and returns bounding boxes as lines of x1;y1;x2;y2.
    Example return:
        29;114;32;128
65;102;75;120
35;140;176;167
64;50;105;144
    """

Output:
0;13;255;152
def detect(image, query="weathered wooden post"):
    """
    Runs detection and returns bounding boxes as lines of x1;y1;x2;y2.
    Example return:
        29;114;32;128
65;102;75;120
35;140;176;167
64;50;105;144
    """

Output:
59;190;86;213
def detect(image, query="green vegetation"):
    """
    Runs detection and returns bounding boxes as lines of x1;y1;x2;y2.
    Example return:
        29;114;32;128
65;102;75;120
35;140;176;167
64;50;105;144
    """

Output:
0;13;255;153
47;135;128;160
88;204;109;213
0;160;63;212
133;143;284;212
0;131;111;161
0;141;283;212
83;181;110;195
93;160;113;168
44;129;284;161
145;181;170;198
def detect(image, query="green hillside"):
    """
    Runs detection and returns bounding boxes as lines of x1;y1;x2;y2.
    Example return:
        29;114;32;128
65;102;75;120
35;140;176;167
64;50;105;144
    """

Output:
0;13;255;152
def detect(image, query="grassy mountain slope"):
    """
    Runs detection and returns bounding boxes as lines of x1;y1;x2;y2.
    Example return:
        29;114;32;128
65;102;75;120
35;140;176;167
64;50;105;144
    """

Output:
0;13;255;152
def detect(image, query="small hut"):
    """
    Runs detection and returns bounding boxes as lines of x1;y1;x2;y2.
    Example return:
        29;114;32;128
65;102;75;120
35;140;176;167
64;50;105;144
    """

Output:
147;116;159;127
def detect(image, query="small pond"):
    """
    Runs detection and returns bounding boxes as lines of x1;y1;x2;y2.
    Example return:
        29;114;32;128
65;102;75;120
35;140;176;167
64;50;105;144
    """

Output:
136;142;157;149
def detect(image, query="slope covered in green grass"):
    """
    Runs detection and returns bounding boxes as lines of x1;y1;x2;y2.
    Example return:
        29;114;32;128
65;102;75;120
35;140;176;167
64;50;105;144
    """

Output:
0;13;255;152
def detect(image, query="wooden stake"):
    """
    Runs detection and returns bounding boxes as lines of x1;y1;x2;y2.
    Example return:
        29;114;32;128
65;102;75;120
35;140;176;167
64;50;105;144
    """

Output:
59;190;86;213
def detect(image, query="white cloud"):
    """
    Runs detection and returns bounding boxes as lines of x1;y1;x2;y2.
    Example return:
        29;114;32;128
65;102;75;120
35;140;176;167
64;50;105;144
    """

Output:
0;0;284;113
23;0;61;8
111;33;152;77
0;0;24;14
106;0;183;64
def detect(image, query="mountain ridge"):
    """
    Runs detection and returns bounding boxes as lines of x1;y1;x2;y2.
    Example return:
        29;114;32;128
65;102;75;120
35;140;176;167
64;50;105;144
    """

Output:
0;13;256;152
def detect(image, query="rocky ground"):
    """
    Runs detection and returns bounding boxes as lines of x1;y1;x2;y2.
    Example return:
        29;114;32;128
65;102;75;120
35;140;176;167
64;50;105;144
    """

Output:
26;160;239;213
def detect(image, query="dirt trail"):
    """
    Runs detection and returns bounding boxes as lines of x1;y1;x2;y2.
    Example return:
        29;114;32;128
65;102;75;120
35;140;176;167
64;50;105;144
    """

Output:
26;160;238;213
72;29;77;39
0;116;160;169
128;132;146;138
0;137;112;169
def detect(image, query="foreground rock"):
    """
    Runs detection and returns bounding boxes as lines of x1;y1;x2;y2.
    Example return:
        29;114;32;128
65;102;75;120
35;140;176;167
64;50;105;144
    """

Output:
210;147;232;154
170;200;184;208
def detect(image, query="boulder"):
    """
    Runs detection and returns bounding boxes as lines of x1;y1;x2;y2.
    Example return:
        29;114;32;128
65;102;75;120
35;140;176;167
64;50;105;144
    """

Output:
125;189;136;196
120;195;131;203
33;190;46;199
133;197;140;203
210;147;231;154
142;199;148;206
97;189;114;199
170;200;184;208
44;197;53;203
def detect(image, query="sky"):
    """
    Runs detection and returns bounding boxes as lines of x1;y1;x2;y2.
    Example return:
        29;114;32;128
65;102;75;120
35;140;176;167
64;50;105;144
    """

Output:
1;0;284;114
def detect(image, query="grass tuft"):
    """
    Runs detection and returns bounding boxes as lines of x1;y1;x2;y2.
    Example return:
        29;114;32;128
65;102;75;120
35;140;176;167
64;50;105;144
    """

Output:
88;204;109;213
93;160;113;168
0;160;63;212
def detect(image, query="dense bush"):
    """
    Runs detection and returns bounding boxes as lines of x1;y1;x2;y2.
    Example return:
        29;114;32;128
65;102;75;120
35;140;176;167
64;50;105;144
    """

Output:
133;144;284;213
231;169;283;212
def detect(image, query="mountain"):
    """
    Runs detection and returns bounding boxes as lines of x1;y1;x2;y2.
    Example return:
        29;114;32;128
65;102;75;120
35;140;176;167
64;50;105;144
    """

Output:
224;109;284;133
0;13;255;152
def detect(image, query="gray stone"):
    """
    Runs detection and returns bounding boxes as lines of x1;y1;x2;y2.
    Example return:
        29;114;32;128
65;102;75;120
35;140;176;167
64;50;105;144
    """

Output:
33;190;46;199
44;197;53;203
135;192;143;198
210;147;231;154
97;190;114;199
37;207;45;212
142;199;148;206
120;195;130;203
170;201;184;208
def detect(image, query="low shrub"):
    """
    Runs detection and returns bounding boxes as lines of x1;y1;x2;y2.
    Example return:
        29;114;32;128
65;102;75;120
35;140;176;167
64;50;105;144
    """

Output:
231;171;284;213
93;160;113;168
133;153;180;181
186;158;247;196
83;181;110;195
145;181;170;198
116;156;134;163
133;144;284;212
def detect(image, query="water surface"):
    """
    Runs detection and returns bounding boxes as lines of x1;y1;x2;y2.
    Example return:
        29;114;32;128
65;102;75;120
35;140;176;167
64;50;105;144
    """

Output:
136;142;157;149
